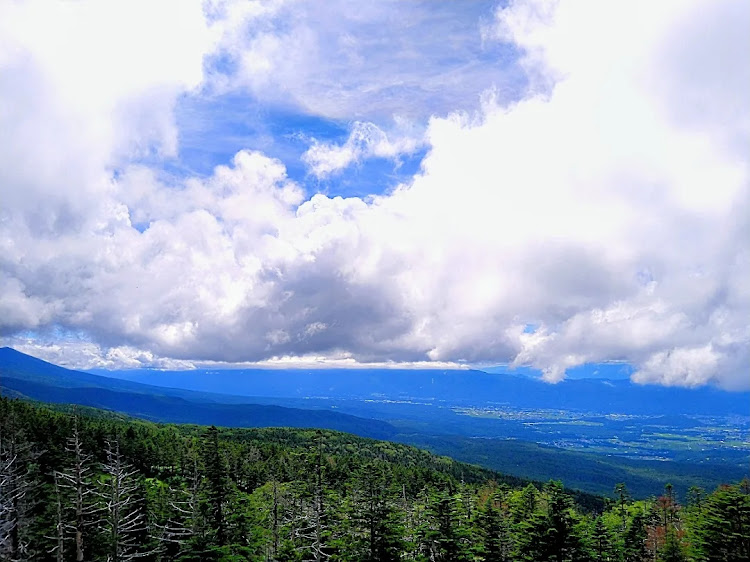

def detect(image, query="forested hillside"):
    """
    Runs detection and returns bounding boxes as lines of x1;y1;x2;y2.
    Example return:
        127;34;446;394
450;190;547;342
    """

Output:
4;348;747;500
1;397;747;561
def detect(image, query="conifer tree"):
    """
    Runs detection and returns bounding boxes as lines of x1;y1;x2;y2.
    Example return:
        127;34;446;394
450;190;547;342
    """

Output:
311;431;328;562
154;456;205;560
542;480;584;562
477;489;512;562
623;512;648;562
50;471;65;562
419;487;472;562
591;516;613;562
697;482;750;561
659;527;686;562
614;483;630;532
353;463;404;562
512;483;538;524
202;425;228;548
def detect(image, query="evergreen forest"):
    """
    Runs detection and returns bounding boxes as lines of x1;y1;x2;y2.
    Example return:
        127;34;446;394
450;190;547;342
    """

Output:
1;397;748;562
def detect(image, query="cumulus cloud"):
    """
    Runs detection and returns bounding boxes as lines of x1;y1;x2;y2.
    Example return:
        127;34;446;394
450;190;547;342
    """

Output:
3;334;196;371
302;121;423;178
1;0;748;390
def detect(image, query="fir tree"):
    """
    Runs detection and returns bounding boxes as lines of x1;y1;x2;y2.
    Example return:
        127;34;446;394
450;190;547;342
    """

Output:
477;490;512;562
659;527;686;562
202;425;228;548
591;516;613;562
697;482;750;561
541;480;584;562
623;512;648;562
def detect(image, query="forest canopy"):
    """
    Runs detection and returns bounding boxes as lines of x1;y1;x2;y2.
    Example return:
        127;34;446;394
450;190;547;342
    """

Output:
1;397;748;561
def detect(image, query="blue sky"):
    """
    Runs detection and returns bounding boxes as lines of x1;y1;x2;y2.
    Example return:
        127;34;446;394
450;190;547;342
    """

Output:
171;94;430;198
0;0;748;389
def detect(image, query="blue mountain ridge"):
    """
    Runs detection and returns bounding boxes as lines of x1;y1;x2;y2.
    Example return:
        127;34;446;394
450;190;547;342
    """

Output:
2;347;748;498
89;364;749;416
0;347;397;440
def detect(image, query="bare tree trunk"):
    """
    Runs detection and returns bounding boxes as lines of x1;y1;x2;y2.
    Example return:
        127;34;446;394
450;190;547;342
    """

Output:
52;471;65;562
56;416;100;562
103;438;148;562
0;421;36;561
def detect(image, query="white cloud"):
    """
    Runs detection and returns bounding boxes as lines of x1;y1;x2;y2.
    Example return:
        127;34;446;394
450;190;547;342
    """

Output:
1;0;748;390
208;0;522;120
302;121;423;177
2;334;196;371
632;345;722;388
0;0;211;162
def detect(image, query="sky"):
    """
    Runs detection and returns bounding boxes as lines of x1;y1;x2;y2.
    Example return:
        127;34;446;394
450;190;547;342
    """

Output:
1;0;748;389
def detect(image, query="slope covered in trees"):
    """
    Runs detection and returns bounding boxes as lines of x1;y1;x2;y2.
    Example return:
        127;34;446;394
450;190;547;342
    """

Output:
0;397;748;561
3;347;747;500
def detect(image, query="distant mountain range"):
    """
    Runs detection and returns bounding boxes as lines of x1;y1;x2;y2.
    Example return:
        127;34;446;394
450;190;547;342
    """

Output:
89;363;748;416
2;347;747;498
0;347;397;440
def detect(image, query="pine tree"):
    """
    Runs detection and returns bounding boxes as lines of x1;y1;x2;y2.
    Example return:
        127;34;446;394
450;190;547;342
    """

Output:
686;486;704;511
312;431;328;562
514;509;547;562
50;471;65;562
354;463;404;562
512;483;538;524
269;478;283;560
154;456;205;560
272;433;335;561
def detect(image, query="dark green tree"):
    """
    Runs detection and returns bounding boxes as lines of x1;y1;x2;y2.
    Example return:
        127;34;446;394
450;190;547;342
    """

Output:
418;487;472;562
697;482;750;561
202;425;228;548
591;516;612;562
622;512;648;562
476;489;512;561
541;480;584;562
659;527;686;562
354;463;405;562
614;483;630;532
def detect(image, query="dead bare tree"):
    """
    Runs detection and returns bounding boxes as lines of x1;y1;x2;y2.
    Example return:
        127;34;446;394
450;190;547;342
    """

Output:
0;426;36;562
54;416;102;562
102;438;150;562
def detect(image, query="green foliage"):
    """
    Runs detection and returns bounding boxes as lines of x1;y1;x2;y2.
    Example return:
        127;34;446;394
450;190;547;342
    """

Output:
622;511;649;562
695;480;750;561
0;396;746;561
